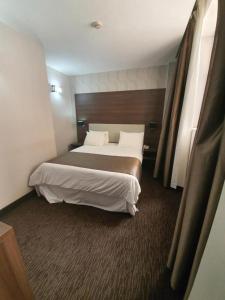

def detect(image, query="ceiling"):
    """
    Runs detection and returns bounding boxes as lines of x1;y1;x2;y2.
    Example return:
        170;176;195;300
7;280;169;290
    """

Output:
0;0;195;75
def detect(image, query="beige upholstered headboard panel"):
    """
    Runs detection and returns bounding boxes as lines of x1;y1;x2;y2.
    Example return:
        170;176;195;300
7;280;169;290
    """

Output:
89;123;145;143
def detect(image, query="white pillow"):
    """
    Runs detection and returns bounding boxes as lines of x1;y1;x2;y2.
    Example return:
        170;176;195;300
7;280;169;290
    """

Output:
118;131;144;151
84;131;105;146
89;130;109;144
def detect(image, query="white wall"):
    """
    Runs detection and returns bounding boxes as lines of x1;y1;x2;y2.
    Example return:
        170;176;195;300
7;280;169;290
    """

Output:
189;181;225;300
47;67;77;154
0;22;56;209
70;66;167;94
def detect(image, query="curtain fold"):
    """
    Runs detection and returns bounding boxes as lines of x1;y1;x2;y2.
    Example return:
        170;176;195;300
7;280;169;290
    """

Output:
153;11;196;187
167;0;225;298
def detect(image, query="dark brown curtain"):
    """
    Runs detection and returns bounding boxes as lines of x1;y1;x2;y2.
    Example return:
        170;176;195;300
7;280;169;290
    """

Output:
167;0;225;298
153;10;196;187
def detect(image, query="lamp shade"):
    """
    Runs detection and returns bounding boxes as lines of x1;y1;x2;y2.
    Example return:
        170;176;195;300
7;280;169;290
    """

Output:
51;84;62;93
77;120;86;127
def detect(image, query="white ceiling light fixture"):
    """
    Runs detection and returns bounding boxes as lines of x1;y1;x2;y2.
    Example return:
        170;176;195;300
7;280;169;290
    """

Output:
91;20;103;29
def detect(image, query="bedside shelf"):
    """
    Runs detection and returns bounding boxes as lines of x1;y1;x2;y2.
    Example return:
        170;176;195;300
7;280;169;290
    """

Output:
143;148;157;161
68;143;83;151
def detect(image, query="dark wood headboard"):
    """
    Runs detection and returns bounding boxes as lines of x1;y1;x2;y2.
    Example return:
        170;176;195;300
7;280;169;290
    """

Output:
75;89;165;149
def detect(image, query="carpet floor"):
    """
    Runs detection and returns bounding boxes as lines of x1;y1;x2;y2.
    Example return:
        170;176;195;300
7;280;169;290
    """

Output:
2;167;183;300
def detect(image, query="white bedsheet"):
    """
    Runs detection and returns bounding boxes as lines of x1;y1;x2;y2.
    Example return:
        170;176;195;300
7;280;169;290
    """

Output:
29;144;142;215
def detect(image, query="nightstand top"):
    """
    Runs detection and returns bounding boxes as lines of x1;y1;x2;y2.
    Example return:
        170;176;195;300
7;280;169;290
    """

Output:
68;142;83;151
70;142;82;147
143;148;157;153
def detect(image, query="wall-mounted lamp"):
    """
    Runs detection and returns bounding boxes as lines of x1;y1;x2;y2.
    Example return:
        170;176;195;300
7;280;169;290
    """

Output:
51;84;62;93
77;120;87;127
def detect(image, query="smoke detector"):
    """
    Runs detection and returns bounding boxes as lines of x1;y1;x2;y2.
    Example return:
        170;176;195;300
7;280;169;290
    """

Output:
91;21;103;29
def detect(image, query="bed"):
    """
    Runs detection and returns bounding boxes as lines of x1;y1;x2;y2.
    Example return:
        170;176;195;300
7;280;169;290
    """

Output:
29;125;144;216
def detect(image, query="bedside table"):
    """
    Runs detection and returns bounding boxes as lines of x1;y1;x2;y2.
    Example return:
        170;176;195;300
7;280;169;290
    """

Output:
143;148;157;162
68;143;83;151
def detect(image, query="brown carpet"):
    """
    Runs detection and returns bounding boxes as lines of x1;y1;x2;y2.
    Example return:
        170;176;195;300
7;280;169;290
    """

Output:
1;167;183;300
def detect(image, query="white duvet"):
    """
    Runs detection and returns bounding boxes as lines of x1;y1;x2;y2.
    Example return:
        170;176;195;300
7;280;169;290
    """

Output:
29;144;142;215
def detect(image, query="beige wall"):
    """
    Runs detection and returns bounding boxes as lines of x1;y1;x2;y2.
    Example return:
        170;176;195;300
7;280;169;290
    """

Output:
70;66;167;94
47;67;77;154
0;22;56;209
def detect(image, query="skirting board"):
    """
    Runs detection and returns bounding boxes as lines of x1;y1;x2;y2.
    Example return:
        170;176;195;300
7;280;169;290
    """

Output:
0;190;36;216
